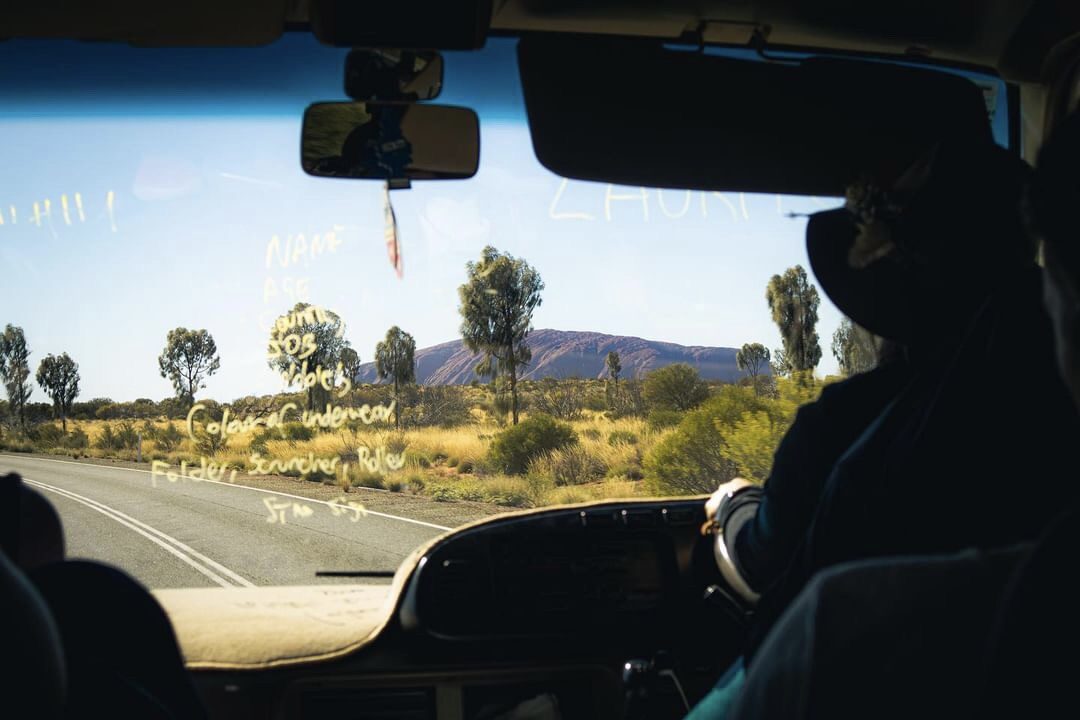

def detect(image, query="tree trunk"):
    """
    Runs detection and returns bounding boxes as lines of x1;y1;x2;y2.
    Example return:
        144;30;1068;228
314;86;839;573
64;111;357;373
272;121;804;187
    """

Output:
61;414;67;433
394;378;401;429
508;352;519;425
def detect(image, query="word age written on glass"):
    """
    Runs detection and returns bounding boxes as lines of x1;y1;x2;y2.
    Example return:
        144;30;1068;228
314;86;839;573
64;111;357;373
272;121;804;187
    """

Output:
262;225;344;306
1;190;119;236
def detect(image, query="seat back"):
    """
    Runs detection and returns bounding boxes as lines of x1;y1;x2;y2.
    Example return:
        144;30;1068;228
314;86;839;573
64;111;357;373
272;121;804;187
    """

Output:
0;474;66;719
980;508;1080;718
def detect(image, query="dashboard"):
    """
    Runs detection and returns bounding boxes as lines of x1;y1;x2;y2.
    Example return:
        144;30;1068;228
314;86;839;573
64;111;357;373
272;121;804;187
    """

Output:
190;498;746;719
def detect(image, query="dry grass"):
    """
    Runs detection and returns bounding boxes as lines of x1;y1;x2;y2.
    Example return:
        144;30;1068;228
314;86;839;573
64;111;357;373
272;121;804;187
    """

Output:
44;409;667;509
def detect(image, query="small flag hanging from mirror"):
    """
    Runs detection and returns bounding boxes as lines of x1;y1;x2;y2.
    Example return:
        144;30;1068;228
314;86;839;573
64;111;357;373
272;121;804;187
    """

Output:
383;181;402;279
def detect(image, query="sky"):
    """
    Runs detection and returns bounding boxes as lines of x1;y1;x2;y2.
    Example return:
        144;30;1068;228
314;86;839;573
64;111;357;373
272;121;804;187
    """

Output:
0;35;1008;403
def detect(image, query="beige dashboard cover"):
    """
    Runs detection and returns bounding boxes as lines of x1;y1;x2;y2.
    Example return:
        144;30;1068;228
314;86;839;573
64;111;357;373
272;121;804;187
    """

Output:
154;496;706;670
153;537;433;671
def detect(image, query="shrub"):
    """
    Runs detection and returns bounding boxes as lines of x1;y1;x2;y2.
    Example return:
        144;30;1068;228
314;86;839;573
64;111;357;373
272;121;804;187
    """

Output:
457;460;475;474
155;423;184;452
350;468;385;489
608;461;645;481
583;388;609;412
71;397;114;420
140;420;159;441
95;403;125;420
582;427;602;441
280;422;314;443
608;378;648;418
95;424;117;450
116;421;140;449
412;385;473;427
386;478;405;493
644;386;768;495
607;429;639;445
718;411;788;484
529;444;606;486
384;433;408;456
525;471;555;507
430;485;459;502
303;468;336;483
0;438;35;453
28;423;64;448
157;396;191;419
61;428;90;450
647;409;683;431
488;392;514;426
482;477;531;507
643;363;710;411
406;474;426;493
193;428;227;457
529;378;584;421
249;428;273;454
488;414;578;475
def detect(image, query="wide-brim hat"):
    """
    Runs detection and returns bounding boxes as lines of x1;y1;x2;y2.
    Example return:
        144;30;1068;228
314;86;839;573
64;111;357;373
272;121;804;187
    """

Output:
806;139;1032;342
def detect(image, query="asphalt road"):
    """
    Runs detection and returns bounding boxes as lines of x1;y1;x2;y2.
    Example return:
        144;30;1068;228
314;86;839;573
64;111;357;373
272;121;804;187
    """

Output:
0;454;450;589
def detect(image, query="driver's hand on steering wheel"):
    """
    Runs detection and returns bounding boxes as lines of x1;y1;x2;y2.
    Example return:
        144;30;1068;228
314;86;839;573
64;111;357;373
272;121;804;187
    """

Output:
703;478;754;534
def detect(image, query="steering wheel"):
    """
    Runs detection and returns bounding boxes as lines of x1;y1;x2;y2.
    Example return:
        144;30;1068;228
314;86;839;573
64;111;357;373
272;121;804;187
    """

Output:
710;485;765;604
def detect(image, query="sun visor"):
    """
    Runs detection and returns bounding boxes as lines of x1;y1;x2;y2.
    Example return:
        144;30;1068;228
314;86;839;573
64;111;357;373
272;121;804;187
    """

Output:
518;37;993;196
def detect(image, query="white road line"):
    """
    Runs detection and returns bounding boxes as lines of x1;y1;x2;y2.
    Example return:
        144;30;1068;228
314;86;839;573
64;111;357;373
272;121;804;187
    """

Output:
24;477;255;588
1;453;452;532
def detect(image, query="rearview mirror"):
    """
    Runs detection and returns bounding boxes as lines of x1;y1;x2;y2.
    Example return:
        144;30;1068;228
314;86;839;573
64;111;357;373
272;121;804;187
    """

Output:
345;49;443;101
301;101;479;181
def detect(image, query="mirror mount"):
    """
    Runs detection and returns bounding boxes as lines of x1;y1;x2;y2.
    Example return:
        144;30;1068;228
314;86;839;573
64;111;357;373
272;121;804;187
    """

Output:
345;48;444;102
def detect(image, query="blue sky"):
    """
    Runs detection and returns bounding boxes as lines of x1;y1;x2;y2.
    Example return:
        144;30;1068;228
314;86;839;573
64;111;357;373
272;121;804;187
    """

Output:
3;34;951;402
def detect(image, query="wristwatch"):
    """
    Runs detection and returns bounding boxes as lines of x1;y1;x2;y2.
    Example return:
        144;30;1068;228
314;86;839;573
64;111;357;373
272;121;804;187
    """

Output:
709;484;764;603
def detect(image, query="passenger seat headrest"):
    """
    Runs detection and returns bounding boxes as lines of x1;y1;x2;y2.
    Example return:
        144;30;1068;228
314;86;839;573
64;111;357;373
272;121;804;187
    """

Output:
0;548;67;718
1;474;66;571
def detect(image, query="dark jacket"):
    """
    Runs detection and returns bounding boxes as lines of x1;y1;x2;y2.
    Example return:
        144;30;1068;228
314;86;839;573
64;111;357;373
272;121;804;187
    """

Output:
747;267;1080;660
734;361;913;593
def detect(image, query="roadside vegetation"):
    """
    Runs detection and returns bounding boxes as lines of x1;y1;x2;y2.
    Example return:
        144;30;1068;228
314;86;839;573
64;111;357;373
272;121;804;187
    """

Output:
0;373;831;508
1;248;870;510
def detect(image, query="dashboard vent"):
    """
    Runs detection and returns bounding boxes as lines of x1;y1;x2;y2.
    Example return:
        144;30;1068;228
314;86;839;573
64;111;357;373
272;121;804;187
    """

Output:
301;687;434;719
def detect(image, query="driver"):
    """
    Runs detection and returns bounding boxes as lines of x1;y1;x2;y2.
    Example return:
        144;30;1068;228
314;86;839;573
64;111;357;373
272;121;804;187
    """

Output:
719;105;1080;720
689;132;1080;717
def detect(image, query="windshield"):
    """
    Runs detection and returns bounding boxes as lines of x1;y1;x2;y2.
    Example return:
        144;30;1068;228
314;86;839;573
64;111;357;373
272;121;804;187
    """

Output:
0;36;1009;588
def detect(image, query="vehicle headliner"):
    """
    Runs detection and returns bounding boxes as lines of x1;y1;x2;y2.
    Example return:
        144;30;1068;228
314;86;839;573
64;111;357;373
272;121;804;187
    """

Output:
3;1;1078;81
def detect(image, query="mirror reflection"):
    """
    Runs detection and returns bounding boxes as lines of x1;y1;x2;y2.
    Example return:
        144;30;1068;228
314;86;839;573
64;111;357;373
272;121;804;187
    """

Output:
301;101;479;181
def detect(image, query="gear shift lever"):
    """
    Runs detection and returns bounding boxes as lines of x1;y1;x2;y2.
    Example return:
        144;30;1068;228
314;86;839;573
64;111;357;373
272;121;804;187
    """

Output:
623;655;690;719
